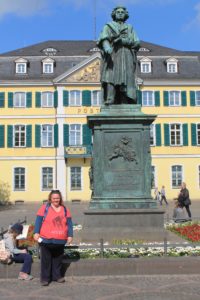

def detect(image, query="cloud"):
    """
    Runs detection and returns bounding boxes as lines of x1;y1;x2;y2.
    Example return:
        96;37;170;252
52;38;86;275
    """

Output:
193;2;200;26
0;0;49;18
184;2;200;30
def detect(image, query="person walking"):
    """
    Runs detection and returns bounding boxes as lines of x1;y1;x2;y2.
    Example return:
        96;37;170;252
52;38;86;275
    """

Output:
154;187;160;204
34;190;73;286
160;185;168;206
178;182;192;219
4;223;33;280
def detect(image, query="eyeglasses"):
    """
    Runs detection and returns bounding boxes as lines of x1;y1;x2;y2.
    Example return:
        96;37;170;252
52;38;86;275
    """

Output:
51;189;60;193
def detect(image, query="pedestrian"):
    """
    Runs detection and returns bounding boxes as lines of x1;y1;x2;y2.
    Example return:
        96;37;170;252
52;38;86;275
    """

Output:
160;185;168;206
178;182;192;219
154;187;161;204
172;200;187;223
33;189;73;286
4;223;33;280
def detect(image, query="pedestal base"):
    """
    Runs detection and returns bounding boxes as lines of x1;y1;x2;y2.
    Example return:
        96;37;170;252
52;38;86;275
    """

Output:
81;209;165;242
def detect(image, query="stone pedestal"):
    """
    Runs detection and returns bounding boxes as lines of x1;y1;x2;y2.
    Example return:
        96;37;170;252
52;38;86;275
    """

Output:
82;105;165;242
82;209;165;242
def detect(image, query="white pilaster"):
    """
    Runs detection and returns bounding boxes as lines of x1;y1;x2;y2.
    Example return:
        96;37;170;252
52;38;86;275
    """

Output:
56;86;67;199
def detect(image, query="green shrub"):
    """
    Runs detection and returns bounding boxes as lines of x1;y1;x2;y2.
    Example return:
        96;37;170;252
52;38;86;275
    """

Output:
0;180;11;206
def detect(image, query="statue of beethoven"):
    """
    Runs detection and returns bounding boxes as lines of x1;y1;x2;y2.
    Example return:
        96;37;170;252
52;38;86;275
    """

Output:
97;6;140;105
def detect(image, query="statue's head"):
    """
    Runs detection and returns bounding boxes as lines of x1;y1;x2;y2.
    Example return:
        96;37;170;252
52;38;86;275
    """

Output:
111;6;129;21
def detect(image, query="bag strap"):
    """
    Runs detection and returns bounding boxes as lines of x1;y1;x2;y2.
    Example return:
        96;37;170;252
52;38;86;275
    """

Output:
43;203;67;221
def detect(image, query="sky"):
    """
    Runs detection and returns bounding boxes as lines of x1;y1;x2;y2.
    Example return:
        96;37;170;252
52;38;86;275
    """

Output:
0;0;199;54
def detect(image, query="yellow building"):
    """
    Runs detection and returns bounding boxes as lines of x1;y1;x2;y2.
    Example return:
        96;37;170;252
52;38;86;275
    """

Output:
0;41;199;202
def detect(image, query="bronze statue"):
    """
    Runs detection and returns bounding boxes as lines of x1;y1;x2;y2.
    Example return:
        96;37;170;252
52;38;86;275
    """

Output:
97;6;140;105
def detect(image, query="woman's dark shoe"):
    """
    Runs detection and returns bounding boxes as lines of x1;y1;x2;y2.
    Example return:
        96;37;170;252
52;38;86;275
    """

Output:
41;281;49;286
56;277;65;283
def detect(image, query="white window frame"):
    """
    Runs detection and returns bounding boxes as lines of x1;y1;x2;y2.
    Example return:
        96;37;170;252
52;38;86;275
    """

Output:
142;91;155;106
41;167;54;191
166;57;178;73
41;124;54;147
70;166;82;191
14;92;26;108
196;123;200;146
169;91;181;106
69;90;81;106
16;63;27;74
69;124;82;146
167;63;177;73
91;90;101;106
41;91;54;107
43;62;54;74
171;165;183;189
13;124;26;147
141;62;151;73
195;91;200;106
13;167;26;191
170;123;182;146
150;124;156;146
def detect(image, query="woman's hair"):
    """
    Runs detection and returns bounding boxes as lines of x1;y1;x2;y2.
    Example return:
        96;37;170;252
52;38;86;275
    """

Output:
111;6;129;21
48;189;64;206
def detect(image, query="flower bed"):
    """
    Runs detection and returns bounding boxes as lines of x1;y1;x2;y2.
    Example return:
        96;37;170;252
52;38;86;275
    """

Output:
167;222;200;242
17;223;200;258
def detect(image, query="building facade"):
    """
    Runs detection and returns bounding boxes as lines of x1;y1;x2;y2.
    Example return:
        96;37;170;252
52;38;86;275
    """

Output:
0;40;199;202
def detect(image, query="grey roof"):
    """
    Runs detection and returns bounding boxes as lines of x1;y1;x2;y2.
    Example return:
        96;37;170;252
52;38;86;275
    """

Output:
0;40;98;57
0;40;199;82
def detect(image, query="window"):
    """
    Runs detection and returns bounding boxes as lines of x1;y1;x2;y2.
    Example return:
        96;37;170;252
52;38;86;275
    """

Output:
142;91;154;106
151;166;156;189
69;90;81;106
169;91;181;106
166;58;178;73
43;63;53;74
141;62;151;73
197;124;200;145
170;124;182;146
14;92;26;107
140;57;152;73
172;165;182;188
14;125;26;147
92;90;101;106
42;167;53;190
16;63;27;74
150;124;156;146
69;124;81;145
195;91;200;106
14;167;25;191
70;167;81;190
41;92;53;107
41;125;53;147
167;63;177;73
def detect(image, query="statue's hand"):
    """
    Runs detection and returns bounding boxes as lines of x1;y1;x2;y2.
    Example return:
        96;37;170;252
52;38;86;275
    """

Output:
113;37;122;44
104;46;113;55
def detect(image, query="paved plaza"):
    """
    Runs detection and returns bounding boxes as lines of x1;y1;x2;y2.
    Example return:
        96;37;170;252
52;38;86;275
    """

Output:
0;275;200;300
0;200;200;299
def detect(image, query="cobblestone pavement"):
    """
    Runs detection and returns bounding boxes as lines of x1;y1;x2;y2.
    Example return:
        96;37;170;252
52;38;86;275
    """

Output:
0;275;200;300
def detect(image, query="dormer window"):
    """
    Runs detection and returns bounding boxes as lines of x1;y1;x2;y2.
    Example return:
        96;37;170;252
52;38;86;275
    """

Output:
42;57;55;74
166;57;178;73
15;58;28;74
140;57;152;73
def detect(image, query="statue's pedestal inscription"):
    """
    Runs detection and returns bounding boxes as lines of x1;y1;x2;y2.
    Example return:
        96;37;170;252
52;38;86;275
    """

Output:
89;105;156;209
82;105;165;241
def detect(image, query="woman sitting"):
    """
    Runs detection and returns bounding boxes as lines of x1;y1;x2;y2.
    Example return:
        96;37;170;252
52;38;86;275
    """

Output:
4;223;33;280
